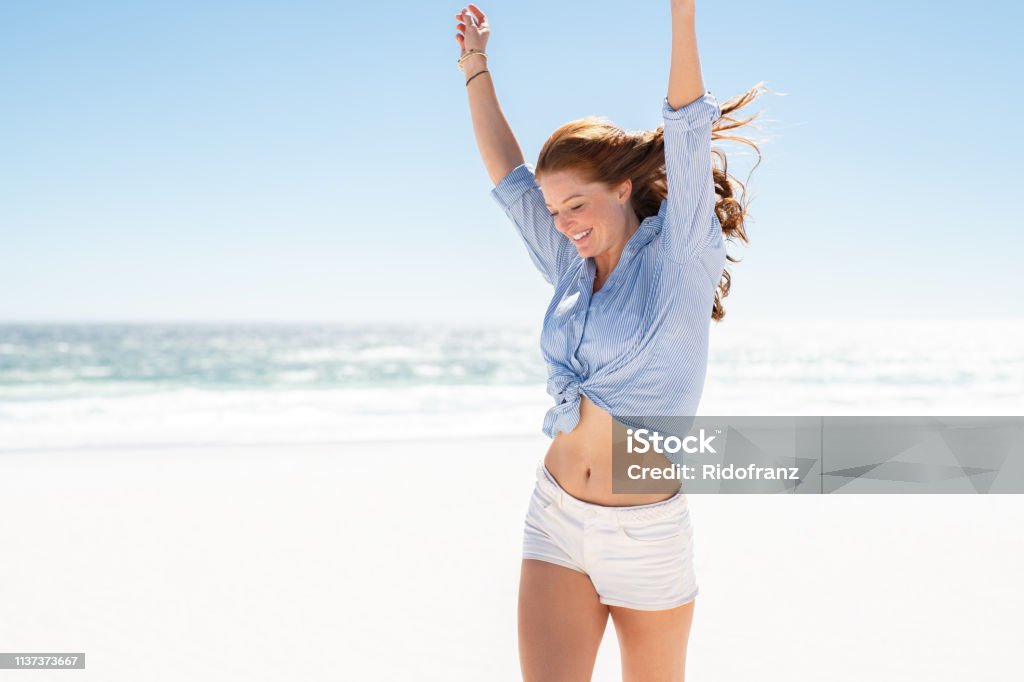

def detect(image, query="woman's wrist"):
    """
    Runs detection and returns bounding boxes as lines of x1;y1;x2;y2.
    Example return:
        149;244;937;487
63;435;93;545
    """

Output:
459;52;487;71
460;52;488;85
464;69;490;87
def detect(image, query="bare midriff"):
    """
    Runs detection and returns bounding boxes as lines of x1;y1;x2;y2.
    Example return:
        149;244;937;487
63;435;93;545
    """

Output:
543;393;680;506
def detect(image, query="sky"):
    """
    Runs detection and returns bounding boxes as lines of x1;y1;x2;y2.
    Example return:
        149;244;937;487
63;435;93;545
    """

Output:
1;0;1021;324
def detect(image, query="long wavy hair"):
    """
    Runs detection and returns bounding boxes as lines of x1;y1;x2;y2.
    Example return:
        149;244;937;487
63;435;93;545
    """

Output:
534;82;768;322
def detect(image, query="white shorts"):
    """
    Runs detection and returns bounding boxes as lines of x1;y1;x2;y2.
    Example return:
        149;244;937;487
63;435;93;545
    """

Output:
522;459;699;611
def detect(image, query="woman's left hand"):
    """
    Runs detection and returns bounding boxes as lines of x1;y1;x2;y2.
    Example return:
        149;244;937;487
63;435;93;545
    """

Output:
455;4;490;57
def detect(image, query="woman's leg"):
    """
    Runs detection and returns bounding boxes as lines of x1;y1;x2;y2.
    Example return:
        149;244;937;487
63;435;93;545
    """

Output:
608;600;696;682
518;558;609;682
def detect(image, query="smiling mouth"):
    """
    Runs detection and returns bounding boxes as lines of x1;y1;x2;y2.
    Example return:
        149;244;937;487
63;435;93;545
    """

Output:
571;228;593;242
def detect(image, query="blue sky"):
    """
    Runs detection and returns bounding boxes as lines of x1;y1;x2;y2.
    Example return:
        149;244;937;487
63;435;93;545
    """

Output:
1;0;1021;323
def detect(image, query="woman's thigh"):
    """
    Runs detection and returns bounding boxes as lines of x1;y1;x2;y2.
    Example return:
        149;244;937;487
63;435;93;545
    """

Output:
518;558;609;682
608;599;696;682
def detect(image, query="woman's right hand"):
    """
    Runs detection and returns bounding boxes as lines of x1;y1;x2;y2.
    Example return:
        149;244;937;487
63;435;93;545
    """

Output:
454;4;490;57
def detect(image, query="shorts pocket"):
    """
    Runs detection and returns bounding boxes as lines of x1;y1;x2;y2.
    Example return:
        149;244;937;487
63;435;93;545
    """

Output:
530;484;558;513
619;509;688;542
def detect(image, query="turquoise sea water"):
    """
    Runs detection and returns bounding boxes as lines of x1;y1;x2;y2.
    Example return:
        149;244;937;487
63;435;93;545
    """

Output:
2;320;1022;451
0;324;546;399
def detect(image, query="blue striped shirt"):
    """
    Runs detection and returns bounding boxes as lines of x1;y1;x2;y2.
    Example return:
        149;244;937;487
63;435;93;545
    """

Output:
490;91;726;439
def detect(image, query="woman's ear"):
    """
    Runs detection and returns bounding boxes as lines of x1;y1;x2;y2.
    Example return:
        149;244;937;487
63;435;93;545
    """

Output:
615;178;633;205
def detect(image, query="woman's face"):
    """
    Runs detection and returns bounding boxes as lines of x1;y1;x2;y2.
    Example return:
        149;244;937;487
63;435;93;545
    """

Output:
540;168;633;258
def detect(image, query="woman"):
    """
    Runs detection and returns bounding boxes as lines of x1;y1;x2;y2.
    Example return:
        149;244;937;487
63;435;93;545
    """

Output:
455;2;763;679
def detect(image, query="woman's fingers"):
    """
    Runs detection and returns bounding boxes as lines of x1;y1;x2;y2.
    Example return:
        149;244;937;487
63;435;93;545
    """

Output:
466;3;486;23
457;13;479;34
454;4;487;54
456;7;481;30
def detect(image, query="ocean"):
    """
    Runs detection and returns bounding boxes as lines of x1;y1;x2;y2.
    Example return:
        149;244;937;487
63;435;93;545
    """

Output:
1;319;1022;452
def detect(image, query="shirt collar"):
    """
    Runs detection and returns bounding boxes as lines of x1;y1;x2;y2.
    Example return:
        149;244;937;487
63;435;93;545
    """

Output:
578;212;663;282
627;212;663;251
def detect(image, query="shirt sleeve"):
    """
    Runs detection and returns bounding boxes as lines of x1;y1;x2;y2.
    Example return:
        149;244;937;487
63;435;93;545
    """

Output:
661;91;723;263
490;162;574;286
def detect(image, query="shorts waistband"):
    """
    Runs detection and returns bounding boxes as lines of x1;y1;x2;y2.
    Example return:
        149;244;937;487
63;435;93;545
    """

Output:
535;459;688;523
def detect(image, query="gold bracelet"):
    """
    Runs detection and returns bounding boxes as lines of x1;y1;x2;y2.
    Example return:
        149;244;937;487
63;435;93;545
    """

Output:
458;50;486;64
458;50;487;68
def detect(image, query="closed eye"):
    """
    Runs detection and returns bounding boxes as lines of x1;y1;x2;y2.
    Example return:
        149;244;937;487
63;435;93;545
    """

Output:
549;204;584;217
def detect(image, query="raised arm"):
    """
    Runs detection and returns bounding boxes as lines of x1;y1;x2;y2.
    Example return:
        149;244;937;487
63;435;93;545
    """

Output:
456;5;524;185
661;0;723;263
456;5;574;286
667;0;705;110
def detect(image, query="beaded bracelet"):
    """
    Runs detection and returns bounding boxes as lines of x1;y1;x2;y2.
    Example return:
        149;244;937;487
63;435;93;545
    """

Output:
458;50;487;69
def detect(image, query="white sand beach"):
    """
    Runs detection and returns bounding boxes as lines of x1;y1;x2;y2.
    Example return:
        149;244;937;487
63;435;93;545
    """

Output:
1;434;1021;681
